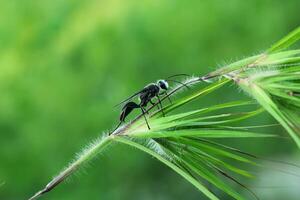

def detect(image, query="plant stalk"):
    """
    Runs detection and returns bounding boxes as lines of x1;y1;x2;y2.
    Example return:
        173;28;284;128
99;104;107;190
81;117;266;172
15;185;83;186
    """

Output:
28;136;113;200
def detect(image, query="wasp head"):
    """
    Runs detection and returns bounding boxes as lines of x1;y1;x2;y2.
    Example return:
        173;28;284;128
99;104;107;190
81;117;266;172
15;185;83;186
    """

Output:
157;80;169;90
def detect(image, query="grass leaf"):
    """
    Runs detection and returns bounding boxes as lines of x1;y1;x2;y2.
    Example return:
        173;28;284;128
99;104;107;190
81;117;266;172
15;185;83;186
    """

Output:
267;26;300;53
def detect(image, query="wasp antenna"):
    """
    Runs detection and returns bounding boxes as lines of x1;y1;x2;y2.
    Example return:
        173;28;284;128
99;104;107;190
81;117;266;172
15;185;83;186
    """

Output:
166;79;190;89
166;74;190;79
114;104;120;108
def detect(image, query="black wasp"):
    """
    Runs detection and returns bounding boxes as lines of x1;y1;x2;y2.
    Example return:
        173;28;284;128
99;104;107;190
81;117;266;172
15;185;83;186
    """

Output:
110;74;189;134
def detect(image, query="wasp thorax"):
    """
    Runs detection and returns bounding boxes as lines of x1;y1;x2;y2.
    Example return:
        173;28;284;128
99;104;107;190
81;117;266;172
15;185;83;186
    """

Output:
158;80;169;90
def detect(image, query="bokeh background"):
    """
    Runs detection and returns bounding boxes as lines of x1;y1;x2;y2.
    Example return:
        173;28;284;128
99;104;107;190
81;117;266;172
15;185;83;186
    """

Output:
0;0;300;199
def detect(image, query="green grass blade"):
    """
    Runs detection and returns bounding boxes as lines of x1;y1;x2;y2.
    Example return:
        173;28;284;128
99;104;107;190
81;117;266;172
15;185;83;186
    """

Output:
132;129;276;138
167;139;254;178
175;137;256;164
152;100;255;124
161;78;230;114
115;137;220;200
180;154;246;200
240;83;300;147
267;26;300;53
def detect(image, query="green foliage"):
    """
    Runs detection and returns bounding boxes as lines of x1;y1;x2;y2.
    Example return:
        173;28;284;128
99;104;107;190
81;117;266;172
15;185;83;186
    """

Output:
232;31;300;147
267;26;300;53
29;26;300;200
202;27;300;147
1;1;300;200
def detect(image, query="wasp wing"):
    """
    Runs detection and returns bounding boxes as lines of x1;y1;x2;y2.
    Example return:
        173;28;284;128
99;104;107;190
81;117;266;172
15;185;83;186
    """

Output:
114;88;147;107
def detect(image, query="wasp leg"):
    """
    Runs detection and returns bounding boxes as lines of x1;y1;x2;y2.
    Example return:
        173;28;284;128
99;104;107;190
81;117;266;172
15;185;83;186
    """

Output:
159;91;172;104
140;107;151;130
150;99;161;111
156;95;165;117
161;91;172;104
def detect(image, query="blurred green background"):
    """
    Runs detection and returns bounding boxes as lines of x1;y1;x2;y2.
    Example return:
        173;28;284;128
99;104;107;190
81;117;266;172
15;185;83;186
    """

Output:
0;0;300;199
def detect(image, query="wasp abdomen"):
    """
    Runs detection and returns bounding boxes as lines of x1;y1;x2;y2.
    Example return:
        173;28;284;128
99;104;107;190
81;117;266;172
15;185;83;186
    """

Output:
120;102;140;122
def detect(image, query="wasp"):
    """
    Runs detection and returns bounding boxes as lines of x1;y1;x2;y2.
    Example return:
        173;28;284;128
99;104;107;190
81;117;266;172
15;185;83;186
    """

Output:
110;74;190;134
